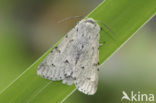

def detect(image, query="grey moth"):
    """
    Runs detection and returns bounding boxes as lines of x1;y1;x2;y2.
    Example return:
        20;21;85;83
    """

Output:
37;18;100;95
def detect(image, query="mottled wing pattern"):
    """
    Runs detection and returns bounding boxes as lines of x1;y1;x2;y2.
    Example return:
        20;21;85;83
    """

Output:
37;27;78;85
37;18;100;95
72;19;100;95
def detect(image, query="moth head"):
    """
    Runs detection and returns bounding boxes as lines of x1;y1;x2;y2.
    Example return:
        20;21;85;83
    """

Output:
76;18;100;39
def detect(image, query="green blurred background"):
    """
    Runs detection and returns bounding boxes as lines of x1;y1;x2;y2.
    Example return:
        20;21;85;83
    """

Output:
0;0;156;102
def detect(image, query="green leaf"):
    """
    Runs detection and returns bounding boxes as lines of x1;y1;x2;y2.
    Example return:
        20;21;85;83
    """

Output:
88;0;156;64
0;0;155;103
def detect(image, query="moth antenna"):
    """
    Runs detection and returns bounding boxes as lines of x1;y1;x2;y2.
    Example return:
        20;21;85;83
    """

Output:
57;16;84;24
96;20;119;42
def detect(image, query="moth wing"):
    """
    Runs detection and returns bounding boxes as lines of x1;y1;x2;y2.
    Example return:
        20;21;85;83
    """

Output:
73;35;99;95
37;28;77;85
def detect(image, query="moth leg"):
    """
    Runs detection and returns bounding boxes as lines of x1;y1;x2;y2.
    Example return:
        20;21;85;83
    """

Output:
99;41;106;47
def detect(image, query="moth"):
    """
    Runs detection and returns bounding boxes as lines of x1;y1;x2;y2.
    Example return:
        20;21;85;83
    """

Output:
37;18;100;95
